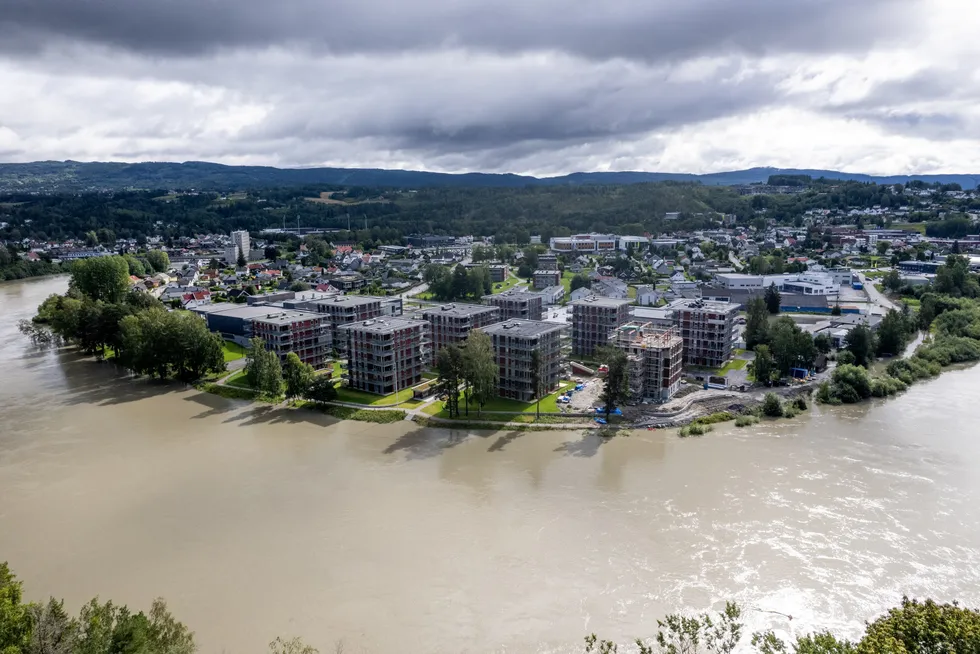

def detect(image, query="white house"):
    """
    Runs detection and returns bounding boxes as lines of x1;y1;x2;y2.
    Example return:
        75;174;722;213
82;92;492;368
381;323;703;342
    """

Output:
634;285;661;307
569;287;593;302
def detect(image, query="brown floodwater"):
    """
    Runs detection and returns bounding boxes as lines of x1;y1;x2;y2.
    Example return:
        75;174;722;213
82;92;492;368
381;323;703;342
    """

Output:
1;276;979;653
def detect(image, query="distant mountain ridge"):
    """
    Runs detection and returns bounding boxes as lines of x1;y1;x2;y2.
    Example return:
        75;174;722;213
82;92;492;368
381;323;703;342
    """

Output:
1;160;978;192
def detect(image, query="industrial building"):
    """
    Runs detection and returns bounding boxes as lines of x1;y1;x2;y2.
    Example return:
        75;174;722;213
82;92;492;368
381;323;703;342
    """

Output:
714;272;841;296
337;318;430;395
483;290;545;321
608;323;684;402
548;233;617;252
570;296;631;356
482;319;564;402
247;310;329;369
422;303;501;353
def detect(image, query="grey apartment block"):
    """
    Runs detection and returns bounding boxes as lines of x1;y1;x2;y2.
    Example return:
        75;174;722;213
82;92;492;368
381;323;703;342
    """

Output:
297;296;383;349
247;310;330;369
668;298;739;368
482;290;544;321
570;296;631;357
421;303;501;353
482;319;564;402
533;269;561;290
337;317;431;395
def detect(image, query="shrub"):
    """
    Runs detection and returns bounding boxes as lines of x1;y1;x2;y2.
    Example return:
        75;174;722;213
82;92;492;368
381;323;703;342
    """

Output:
734;415;760;428
832;364;872;400
782;404;800;418
792;396;808;411
836;350;857;366
679;423;713;437
762;393;784;417
694;411;735;426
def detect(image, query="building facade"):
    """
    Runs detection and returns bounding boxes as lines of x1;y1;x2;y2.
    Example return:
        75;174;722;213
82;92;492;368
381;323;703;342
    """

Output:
570;296;631;357
246;310;329;369
231;230;250;262
303;296;383;350
482;320;564;402
483;290;545;321
337;318;430;395
422;303;501;353
669;299;739;368
549;233;617;253
608;323;684;402
533;269;561;290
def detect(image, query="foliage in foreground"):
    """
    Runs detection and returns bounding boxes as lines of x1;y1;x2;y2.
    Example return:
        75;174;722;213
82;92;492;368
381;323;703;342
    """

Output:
679;423;713;437
586;597;980;654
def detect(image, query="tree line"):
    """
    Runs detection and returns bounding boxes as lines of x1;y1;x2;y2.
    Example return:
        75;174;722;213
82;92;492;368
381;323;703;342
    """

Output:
26;256;226;382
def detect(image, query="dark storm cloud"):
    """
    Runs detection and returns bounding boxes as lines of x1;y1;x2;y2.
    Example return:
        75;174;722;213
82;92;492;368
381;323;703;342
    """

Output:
1;0;914;61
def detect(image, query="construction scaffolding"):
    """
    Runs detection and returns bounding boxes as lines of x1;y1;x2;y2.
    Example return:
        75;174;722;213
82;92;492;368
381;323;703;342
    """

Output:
608;322;684;403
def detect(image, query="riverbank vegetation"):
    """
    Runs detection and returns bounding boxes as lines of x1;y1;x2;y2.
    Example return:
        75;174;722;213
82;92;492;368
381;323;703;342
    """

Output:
819;256;980;405
25;256;227;382
0;243;65;281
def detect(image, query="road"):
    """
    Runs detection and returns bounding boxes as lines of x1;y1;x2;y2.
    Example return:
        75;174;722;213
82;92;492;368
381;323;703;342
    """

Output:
855;271;898;314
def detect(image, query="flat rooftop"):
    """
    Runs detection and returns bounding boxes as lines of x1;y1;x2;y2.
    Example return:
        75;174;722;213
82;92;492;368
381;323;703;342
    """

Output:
665;298;739;312
336;317;425;334
422;303;498;318
249;310;322;325
570;295;631;307
481;319;564;338
195;305;283;320
483;290;540;301
310;295;382;309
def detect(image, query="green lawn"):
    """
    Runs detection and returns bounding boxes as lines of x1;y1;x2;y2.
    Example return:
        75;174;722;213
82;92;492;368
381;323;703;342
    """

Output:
627;286;637;299
334;385;417;406
422;382;572;418
222;341;247;362
421;370;439;380
330;360;342;379
892;222;927;234
492;274;523;294
714;358;749;376
225;369;252;389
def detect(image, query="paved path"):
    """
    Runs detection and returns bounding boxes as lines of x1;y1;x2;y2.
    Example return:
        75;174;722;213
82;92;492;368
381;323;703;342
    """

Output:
856;271;898;314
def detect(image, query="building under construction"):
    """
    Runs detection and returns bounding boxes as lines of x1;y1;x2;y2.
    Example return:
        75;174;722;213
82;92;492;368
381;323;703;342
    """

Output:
608;322;684;403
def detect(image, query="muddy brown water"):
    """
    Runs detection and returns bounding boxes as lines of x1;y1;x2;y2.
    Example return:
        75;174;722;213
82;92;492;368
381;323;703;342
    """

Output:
2;276;979;653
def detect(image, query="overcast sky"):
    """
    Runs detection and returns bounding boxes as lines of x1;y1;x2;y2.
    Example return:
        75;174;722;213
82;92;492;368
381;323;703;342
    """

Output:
1;0;978;176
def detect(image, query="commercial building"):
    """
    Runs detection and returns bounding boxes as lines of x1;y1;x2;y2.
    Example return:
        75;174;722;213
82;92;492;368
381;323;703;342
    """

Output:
668;298;739;368
714;272;840;296
406;234;456;248
247;310;329;369
483;290;545;321
337;318;430;395
608;323;684;402
533;269;561;290
570;296;631;356
422;303;501;353
482;319;564;402
549;233;617;253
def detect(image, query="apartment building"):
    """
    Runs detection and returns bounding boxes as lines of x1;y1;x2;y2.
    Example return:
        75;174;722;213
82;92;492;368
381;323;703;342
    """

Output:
337;318;430;395
422;303;501;353
482;320;564;402
608;323;684;402
483;290;544;321
464;263;508;283
231;230;250;260
570;296;631;357
533;269;561;290
301;296;383;350
538;254;558;270
669;298;739;368
246;310;329;369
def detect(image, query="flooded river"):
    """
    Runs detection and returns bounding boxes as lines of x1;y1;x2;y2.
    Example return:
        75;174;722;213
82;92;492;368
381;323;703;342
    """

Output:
1;276;979;653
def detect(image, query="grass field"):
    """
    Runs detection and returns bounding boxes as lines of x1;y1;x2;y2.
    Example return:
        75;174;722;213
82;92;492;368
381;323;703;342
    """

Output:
422;383;572;418
714;358;749;376
892;223;927;234
334;386;416;406
222;341;247;362
225;369;252;389
491;274;524;294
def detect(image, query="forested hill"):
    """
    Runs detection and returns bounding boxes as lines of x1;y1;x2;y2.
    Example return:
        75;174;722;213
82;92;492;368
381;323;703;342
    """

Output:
2;160;979;193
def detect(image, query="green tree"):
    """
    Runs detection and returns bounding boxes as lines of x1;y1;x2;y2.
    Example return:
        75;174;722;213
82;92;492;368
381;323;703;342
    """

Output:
530;349;543;418
769;317;816;375
845;324;875;367
750;345;776;385
0;562;32;654
264;245;280;260
836;350;856;366
282;353;315;399
450;265;470;300
436;345;465;418
831;302;842;317
269;636;318;654
71;256;130;303
236;250;248;269
462;330;498;416
304;376;338;403
245;338;282;397
764;283;781;314
858;597;980;654
84;231;99;247
27;598;78;654
875;310;911;357
814;333;833;354
123;255;146;277
745;297;770;349
596;346;628;417
145;250;170;274
762;392;784;417
570;274;591;292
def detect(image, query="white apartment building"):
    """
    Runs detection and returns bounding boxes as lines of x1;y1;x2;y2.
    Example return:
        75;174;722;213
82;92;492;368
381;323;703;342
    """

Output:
231;230;250;262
